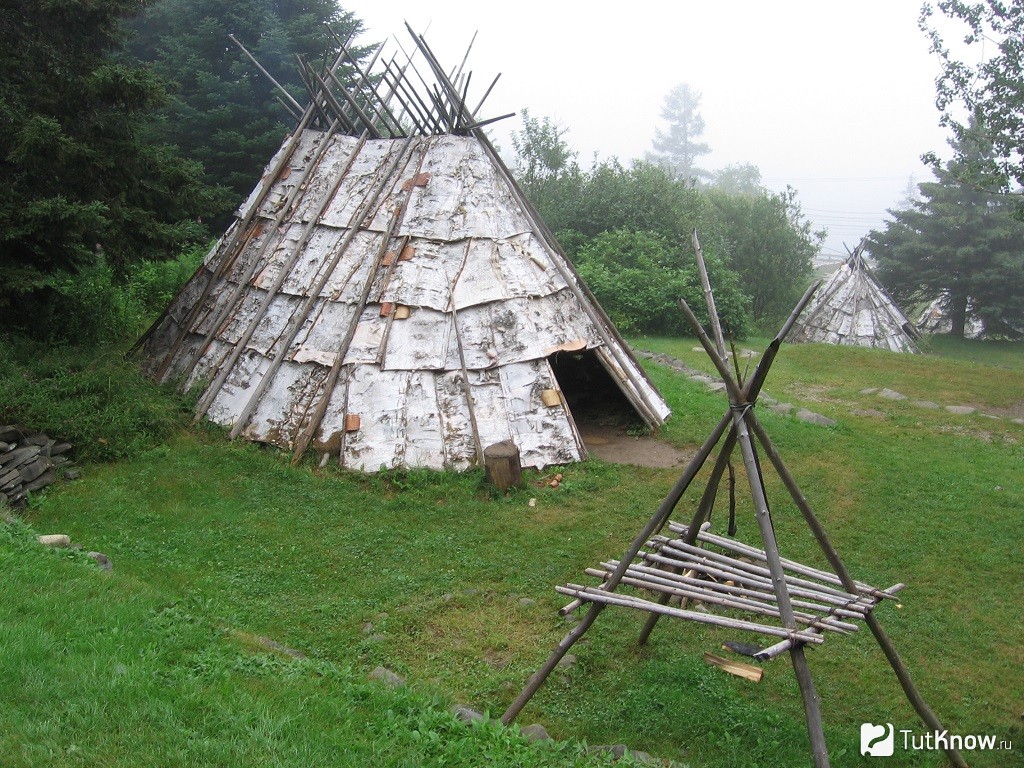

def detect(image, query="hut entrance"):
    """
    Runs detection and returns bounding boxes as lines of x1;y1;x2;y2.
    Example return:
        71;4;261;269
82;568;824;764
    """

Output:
548;349;642;435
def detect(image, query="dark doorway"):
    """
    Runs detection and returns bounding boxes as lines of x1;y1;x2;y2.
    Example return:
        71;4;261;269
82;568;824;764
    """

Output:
547;349;642;433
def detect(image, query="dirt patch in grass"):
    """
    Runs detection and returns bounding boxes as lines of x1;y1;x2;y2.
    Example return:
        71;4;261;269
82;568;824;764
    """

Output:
581;423;690;468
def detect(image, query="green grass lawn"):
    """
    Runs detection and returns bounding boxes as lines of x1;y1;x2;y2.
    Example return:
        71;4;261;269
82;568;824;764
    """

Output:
4;335;1024;767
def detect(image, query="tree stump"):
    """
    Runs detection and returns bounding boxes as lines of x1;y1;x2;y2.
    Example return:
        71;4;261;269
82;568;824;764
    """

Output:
484;440;522;492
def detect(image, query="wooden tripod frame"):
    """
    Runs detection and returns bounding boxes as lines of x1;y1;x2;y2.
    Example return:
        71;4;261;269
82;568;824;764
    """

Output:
501;281;967;768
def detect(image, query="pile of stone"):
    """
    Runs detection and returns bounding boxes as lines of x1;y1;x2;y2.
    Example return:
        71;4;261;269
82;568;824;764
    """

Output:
0;425;78;508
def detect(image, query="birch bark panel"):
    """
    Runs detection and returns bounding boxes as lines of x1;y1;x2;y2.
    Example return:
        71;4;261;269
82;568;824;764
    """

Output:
238;128;320;221
434;371;477;470
380;308;453;371
289;134;363;224
238;359;329;449
342;366;411;471
290;300;361;365
401;136;531;241
401;372;448;469
204;349;273;429
318;139;417;231
374;242;463;311
499;361;581;469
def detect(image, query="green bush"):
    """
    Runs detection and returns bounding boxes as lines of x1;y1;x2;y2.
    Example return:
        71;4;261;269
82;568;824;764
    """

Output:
18;243;206;344
0;337;192;462
576;228;749;337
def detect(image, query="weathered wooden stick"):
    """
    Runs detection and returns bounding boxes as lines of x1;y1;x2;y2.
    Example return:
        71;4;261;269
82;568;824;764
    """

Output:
230;34;304;114
556;586;826;644
598;562;864;628
636;425;739;645
791;643;830;767
692;229;729;360
626;551;872;617
589;570;857;634
744;403;963;766
668;522;902;600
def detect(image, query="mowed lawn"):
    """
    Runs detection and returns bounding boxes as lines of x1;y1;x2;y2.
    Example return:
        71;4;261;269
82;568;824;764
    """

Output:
8;336;1024;767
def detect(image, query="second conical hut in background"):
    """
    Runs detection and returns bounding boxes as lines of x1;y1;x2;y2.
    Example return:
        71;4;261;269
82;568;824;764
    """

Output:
789;240;921;353
137;26;670;472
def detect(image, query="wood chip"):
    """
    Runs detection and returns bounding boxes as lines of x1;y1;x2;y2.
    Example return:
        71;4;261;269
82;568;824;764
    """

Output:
704;652;763;682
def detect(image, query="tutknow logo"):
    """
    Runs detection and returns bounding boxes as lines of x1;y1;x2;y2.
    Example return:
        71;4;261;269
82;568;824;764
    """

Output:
860;722;1013;756
861;723;895;757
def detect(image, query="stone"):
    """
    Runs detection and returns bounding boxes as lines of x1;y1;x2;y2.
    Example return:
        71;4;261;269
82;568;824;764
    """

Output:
518;597;536;608
0;426;22;443
1013;418;1024;426
769;402;794;416
369;666;405;688
24;468;57;493
945;405;977;415
910;400;940;410
0;445;40;468
556;653;576;669
24;434;50;447
18;457;52;484
877;388;907;400
0;468;20;488
50;442;73;456
707;382;727;392
37;534;71;548
87;551;113;572
588;744;629;759
859;387;879;395
520;723;551;742
361;622;375;634
795;409;836;427
452;704;485;724
63;467;83;481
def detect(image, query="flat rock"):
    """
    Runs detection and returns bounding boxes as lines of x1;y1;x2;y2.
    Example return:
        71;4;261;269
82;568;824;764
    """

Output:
910;400;940;409
556;653;577;669
945;405;977;415
24;468;57;493
769;402;794;415
452;704;485;724
18;457;52;484
0;426;22;443
707;382;727;392
877;388;907;400
0;445;40;468
795;409;836;427
588;744;629;759
87;551;113;572
369;666;405;688
520;723;551;742
859;387;879;395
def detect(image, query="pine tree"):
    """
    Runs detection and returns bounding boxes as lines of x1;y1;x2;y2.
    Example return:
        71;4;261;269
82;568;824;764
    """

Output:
0;0;220;310
868;123;1024;337
646;83;711;183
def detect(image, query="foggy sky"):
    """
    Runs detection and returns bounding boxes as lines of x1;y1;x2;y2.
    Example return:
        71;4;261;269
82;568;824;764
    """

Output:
340;1;961;260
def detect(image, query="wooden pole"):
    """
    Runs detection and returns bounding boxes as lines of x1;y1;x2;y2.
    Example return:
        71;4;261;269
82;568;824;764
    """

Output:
680;296;830;767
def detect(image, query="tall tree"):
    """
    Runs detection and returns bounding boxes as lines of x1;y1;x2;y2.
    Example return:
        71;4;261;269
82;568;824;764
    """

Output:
126;0;365;212
0;0;219;314
509;109;582;233
646;83;711;183
868;123;1024;338
921;0;1024;201
706;186;822;329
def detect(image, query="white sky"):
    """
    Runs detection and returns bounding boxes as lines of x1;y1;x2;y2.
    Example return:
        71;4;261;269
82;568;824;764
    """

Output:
340;1;962;259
